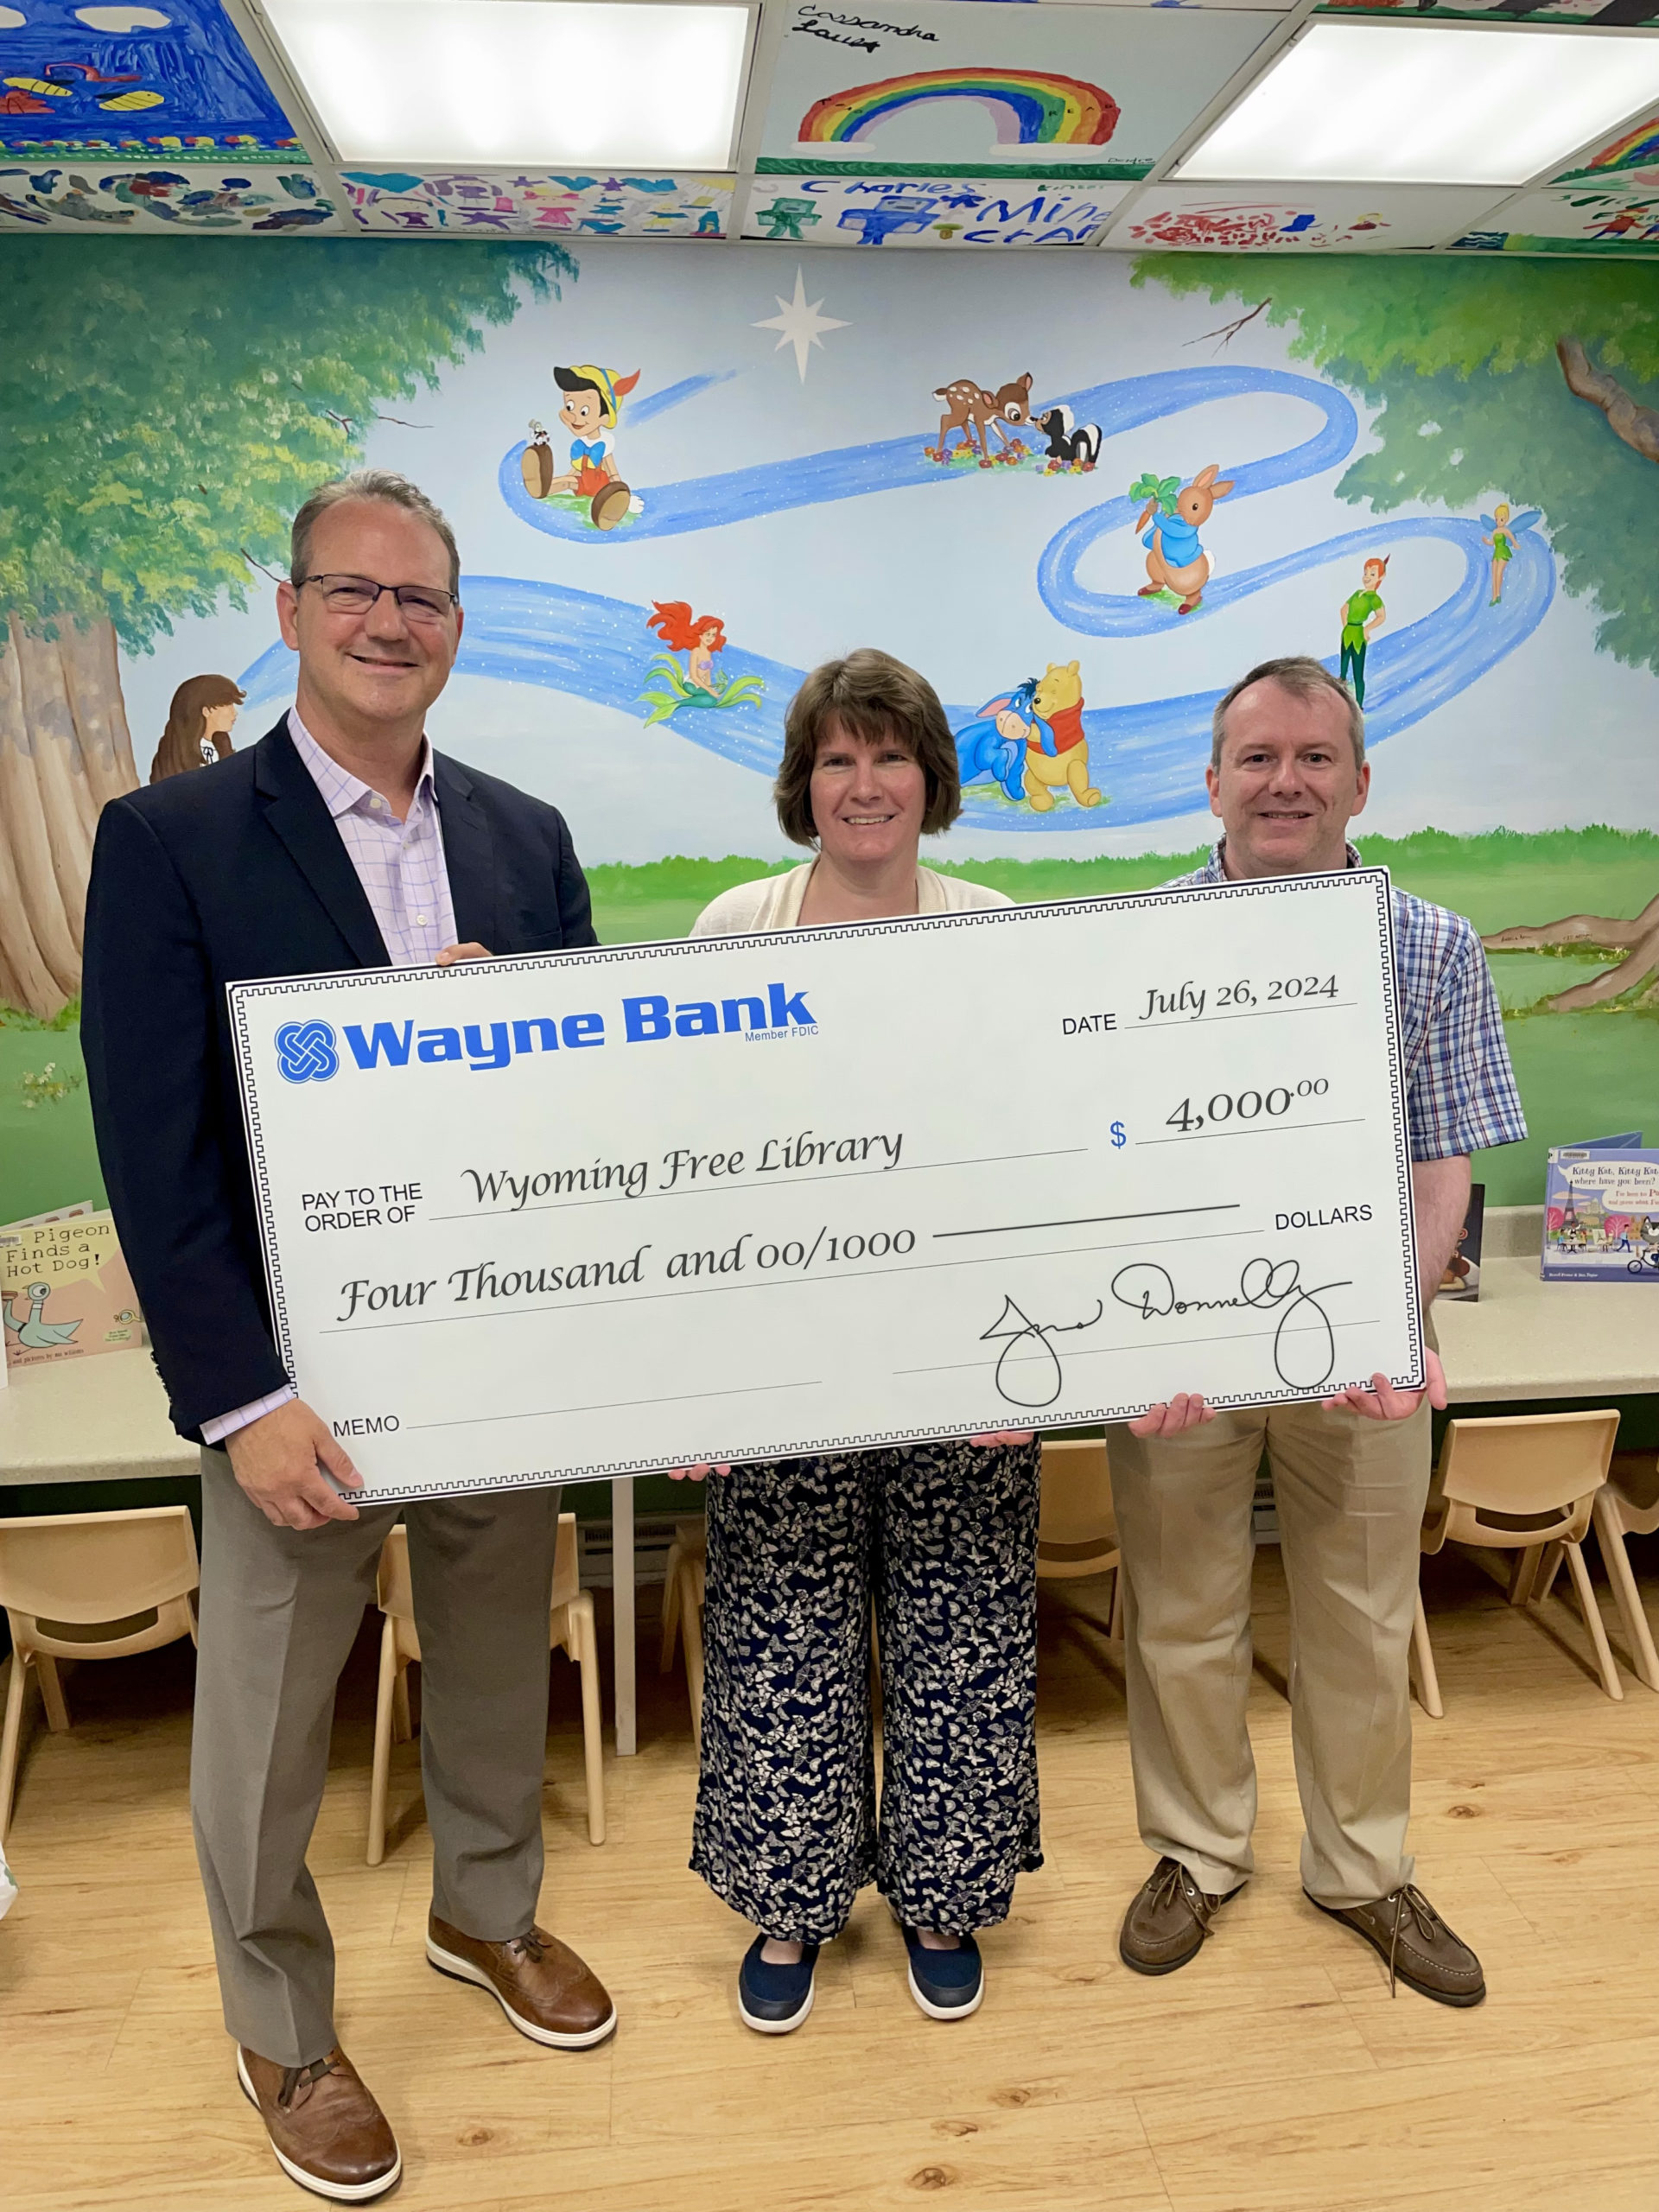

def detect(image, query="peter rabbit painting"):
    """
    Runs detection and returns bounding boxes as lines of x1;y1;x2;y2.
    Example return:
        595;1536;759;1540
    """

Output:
1;238;1656;1218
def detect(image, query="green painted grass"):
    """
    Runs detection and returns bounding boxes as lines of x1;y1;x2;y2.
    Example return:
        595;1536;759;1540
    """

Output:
3;828;1654;1224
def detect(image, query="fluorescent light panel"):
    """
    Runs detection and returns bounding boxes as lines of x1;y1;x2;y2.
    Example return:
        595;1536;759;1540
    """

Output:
1178;23;1659;186
264;0;750;168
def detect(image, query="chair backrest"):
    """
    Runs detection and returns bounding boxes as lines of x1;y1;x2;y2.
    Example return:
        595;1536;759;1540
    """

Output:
0;1506;198;1624
378;1512;580;1623
1437;1411;1619;1520
1039;1439;1118;1576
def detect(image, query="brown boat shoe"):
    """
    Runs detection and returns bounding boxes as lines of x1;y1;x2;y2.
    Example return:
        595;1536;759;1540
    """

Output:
1309;1884;1486;2007
237;2045;401;2202
1120;1856;1244;1976
426;1912;618;2048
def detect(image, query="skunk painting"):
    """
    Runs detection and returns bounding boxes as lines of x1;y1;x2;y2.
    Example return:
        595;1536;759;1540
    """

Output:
1036;405;1101;472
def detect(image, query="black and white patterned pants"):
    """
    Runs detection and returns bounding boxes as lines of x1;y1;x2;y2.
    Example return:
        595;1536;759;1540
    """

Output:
690;1440;1043;1943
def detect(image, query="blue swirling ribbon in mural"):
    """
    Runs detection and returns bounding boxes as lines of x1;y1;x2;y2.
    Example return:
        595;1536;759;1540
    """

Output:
240;366;1554;831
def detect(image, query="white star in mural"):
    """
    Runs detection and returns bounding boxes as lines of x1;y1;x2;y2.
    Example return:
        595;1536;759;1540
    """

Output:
753;267;849;385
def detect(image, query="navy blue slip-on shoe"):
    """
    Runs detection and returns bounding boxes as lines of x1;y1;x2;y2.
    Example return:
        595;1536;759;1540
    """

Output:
737;1936;819;2035
901;1927;983;2021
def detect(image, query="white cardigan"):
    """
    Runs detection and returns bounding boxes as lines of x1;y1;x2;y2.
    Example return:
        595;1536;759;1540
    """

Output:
690;860;1011;936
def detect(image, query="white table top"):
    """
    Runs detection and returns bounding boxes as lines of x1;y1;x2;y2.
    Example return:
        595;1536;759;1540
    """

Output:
1434;1208;1659;1404
0;1350;198;1487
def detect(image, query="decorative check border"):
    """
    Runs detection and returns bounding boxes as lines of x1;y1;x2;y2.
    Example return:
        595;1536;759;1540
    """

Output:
227;868;1422;1502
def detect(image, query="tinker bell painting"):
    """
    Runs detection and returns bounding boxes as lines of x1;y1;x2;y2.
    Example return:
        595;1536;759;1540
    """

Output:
639;601;766;726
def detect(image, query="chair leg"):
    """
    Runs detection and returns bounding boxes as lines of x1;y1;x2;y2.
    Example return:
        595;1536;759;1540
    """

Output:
683;1581;706;1756
1562;1540;1624;1701
658;1548;683;1675
1107;1565;1125;1644
1508;1546;1544;1606
1411;1587;1444;1719
0;1651;31;1843
35;1653;70;1733
1533;1542;1564;1606
367;1620;398;1866
391;1665;412;1746
1593;1493;1659;1694
572;1593;606;1846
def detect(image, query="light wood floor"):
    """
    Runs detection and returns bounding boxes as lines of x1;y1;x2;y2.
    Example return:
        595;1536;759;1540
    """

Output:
3;1538;1659;2212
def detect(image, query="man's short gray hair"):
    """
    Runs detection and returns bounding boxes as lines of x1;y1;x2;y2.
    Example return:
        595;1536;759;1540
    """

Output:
289;469;461;597
1211;655;1365;772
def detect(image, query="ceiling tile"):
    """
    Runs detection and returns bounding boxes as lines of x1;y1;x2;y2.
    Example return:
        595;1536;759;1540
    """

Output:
0;157;338;226
741;171;1126;243
0;0;306;163
341;168;734;237
758;1;1283;181
1448;177;1659;250
1105;180;1506;247
1313;0;1659;21
1545;101;1659;187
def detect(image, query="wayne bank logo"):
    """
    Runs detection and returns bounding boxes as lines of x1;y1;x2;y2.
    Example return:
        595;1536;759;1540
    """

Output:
273;983;815;1084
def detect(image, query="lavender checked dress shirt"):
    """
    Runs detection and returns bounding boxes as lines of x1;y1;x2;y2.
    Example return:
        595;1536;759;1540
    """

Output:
200;709;460;1446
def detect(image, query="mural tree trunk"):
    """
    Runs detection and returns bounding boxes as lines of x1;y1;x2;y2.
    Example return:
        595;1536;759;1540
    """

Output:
0;618;139;1018
1136;257;1659;1014
0;234;570;1018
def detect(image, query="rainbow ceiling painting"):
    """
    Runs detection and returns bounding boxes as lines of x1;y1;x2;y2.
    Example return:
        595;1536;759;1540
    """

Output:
1585;112;1659;176
798;69;1121;149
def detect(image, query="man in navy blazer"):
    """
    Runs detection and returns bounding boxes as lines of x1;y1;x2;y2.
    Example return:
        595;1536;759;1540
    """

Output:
83;473;615;2203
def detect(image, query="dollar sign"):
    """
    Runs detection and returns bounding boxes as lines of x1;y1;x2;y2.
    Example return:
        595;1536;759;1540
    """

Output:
1110;1120;1127;1150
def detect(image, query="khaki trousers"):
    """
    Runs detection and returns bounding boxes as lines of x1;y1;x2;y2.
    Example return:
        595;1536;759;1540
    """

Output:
1108;1374;1433;1908
192;1450;562;2066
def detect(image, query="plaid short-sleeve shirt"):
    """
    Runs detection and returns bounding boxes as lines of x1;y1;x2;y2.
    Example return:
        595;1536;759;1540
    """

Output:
1167;842;1527;1164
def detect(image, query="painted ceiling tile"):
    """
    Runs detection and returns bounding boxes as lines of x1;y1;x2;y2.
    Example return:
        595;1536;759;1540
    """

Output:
340;171;734;238
1448;180;1659;252
0;0;304;161
1548;105;1659;188
1314;0;1657;19
742;170;1127;242
760;1;1282;179
0;157;337;225
1105;181;1506;249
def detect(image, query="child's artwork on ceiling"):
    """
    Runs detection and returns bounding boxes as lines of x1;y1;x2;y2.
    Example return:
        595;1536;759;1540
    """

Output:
742;173;1128;244
1449;113;1659;256
341;170;734;238
1115;183;1502;251
760;2;1281;178
0;0;302;160
1317;0;1659;20
0;162;337;228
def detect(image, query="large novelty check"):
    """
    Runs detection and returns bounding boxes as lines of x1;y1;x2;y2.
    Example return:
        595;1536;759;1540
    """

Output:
229;870;1423;1503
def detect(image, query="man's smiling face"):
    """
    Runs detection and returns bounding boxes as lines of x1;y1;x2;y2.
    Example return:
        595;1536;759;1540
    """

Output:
1206;677;1370;880
277;499;461;738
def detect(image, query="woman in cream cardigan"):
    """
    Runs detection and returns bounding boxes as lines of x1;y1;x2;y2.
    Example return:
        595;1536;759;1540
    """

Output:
681;650;1042;2035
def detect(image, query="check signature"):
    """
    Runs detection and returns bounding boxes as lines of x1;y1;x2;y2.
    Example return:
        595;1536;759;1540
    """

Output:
981;1294;1104;1408
1109;1256;1351;1390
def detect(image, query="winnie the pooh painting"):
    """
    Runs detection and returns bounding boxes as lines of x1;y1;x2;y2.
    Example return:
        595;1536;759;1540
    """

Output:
1020;661;1102;811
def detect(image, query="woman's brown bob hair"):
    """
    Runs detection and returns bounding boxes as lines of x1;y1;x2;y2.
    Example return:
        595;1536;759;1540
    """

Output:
774;648;962;847
149;673;246;784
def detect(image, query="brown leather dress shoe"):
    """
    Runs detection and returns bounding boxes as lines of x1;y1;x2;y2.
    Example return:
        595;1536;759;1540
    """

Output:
237;2046;401;2202
427;1912;617;2048
1119;1856;1243;1975
1309;1884;1486;2007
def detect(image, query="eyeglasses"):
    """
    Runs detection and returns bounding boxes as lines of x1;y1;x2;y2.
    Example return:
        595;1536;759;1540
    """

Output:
296;574;459;624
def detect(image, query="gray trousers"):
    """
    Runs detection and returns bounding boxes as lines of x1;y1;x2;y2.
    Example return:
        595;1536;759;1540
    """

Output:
193;1449;562;2065
1108;1386;1432;1910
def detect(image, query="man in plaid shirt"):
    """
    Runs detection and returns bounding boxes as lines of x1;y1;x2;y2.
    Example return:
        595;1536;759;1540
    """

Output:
1110;655;1525;2009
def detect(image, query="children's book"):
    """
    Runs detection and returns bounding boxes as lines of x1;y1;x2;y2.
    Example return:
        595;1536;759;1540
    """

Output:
1541;1138;1659;1283
1438;1183;1484;1301
0;1208;145;1370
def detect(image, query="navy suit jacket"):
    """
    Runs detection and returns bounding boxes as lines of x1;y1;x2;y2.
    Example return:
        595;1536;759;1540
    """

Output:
82;715;598;1440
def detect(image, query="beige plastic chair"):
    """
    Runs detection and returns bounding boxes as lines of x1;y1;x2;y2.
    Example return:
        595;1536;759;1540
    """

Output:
1527;1451;1659;1695
0;1505;199;1839
367;1512;603;1863
659;1517;707;1749
1038;1438;1124;1643
1414;1410;1623;1714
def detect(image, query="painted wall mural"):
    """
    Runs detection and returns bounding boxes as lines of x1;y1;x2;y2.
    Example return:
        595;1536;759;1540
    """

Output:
759;2;1281;177
1;236;1656;1214
0;0;302;161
